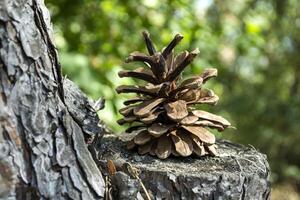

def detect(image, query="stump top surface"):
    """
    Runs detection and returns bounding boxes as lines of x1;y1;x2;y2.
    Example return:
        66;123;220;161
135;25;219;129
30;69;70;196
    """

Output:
98;135;269;178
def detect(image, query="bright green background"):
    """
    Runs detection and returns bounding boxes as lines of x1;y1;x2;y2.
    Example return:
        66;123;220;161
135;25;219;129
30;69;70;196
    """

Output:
46;0;300;188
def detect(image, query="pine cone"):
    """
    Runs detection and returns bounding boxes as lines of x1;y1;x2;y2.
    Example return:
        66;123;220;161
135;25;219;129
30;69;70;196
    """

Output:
116;31;231;159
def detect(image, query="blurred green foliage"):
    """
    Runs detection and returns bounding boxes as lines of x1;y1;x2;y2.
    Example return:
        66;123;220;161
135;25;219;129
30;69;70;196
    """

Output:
46;0;300;185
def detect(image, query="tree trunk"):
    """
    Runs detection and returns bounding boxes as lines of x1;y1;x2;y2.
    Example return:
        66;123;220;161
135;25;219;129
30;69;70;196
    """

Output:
0;0;105;199
98;135;271;200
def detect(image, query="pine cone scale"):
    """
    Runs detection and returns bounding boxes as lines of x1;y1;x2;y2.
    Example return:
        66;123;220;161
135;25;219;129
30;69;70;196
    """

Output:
164;100;189;121
171;130;193;157
182;126;216;145
155;135;172;159
133;98;165;117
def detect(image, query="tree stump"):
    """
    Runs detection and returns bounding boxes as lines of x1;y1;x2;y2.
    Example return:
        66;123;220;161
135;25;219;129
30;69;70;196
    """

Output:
98;135;271;200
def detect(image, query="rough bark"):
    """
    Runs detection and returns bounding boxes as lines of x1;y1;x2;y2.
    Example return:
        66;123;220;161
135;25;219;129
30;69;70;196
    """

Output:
0;0;105;199
98;135;271;200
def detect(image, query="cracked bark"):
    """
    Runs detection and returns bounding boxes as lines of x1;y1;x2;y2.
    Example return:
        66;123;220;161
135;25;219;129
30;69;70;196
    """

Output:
0;0;105;199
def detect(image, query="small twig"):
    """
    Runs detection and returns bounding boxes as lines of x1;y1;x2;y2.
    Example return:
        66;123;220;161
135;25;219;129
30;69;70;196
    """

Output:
247;144;257;150
137;177;151;200
105;176;109;200
235;156;266;174
234;157;244;173
123;162;151;200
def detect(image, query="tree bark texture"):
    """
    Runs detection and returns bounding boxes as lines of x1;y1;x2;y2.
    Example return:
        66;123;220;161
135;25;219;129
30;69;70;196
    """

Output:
98;135;271;200
0;0;105;199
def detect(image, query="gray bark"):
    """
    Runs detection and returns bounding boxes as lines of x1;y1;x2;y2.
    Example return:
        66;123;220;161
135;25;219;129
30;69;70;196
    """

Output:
98;135;271;200
0;0;105;199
